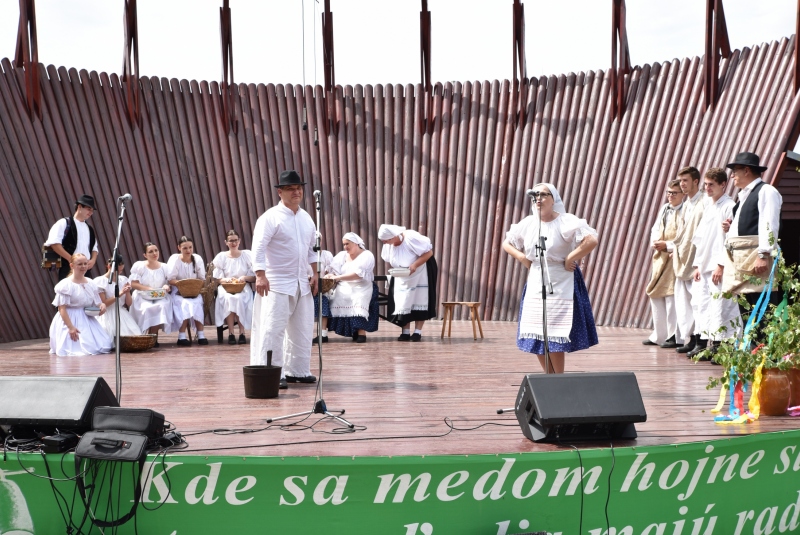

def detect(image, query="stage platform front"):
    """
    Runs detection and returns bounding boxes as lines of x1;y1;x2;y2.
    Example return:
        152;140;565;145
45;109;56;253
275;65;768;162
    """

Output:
1;321;796;456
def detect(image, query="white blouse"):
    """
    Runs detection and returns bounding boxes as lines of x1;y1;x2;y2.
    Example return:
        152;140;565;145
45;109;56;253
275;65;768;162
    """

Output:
129;261;170;289
167;254;206;281
505;213;597;264
328;250;375;282
52;278;102;308
380;231;433;268
212;250;255;280
93;274;130;297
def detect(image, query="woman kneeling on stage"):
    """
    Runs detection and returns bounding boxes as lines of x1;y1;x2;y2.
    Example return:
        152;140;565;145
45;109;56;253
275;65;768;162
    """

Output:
49;253;113;357
325;233;379;343
502;183;599;374
130;242;174;347
378;224;437;341
213;229;255;345
167;235;208;346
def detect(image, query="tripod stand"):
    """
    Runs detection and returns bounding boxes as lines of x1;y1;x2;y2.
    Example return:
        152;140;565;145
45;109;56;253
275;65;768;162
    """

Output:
267;190;354;429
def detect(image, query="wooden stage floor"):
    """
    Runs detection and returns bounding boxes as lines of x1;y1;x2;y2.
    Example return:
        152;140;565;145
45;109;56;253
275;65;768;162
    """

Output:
2;321;798;457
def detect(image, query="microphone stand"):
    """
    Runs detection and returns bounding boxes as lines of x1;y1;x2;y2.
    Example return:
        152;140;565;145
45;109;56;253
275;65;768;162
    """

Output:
267;191;354;429
108;196;130;404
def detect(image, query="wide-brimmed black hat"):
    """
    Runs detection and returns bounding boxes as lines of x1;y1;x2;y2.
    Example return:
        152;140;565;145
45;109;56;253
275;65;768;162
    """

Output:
75;194;96;210
274;170;305;188
726;152;767;173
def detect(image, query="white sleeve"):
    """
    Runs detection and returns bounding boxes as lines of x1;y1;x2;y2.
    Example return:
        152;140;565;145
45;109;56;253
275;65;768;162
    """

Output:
166;255;180;280
559;213;598;243
129;262;144;282
243;250;255;277
327;251;346;276
51;280;74;307
212;252;226;279
194;255;206;279
44;218;68;246
758;185;783;253
404;231;433;257
351;251;375;281
251;214;276;272
650;205;666;243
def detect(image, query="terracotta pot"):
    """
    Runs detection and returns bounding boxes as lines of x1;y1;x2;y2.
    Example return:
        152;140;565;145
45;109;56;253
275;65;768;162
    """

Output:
758;368;791;416
789;368;800;407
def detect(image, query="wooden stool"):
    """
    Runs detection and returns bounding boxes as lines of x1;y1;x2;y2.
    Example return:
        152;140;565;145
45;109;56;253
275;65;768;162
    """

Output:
440;302;484;340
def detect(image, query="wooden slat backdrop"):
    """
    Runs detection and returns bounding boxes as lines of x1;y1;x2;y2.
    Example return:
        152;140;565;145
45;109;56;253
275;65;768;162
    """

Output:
1;37;799;343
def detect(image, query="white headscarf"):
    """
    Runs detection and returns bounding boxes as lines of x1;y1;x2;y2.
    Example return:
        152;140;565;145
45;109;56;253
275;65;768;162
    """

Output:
534;183;567;215
342;232;365;249
378;224;405;241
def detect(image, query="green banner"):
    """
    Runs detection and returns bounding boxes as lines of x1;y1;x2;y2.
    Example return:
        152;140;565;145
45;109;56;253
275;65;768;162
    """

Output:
2;430;800;534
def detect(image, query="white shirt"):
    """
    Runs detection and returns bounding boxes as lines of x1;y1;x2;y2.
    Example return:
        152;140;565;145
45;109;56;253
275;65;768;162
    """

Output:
328;250;375;282
166;253;206;281
45;217;99;258
692;194;734;273
666;190;703;253
728;178;783;254
212;250;255;279
380;231;433;268
251;202;317;295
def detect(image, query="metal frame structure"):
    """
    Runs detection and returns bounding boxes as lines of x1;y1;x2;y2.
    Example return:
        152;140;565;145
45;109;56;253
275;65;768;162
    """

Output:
220;0;237;135
122;0;141;127
13;0;40;120
704;0;731;110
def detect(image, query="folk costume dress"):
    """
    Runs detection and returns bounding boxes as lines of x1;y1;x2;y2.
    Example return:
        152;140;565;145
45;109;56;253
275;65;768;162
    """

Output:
49;278;113;356
378;225;438;326
506;192;598;354
212;250;255;330
129;261;174;333
167;254;206;332
326;234;380;337
314;250;334;320
93;274;142;337
645;201;683;344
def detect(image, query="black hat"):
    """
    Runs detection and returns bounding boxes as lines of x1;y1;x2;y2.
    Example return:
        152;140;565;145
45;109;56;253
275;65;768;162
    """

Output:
275;170;306;188
75;194;96;210
726;152;767;173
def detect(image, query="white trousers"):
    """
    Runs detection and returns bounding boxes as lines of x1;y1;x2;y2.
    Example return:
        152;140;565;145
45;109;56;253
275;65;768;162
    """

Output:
648;295;677;344
692;271;742;341
673;278;695;344
250;284;314;378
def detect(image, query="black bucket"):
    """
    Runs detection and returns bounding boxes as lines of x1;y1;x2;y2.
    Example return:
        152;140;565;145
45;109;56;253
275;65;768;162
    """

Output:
243;365;282;399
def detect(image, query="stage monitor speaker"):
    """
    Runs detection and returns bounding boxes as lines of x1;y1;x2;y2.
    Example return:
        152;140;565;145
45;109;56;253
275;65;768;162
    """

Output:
515;372;646;442
0;376;118;432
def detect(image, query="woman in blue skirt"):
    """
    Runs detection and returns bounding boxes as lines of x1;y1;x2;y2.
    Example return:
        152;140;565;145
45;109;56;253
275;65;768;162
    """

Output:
502;183;599;373
325;233;380;343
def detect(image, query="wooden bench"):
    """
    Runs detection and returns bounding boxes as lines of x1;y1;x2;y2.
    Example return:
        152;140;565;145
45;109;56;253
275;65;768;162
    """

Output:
440;301;484;340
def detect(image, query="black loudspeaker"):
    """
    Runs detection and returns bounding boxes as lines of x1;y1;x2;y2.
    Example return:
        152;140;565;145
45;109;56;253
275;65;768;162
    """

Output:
515;372;647;442
0;376;118;432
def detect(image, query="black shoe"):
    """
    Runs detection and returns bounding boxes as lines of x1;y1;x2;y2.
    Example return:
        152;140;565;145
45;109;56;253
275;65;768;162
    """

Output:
352;332;360;341
286;375;317;384
660;335;681;349
198;337;208;345
177;338;191;347
356;335;367;343
238;334;247;345
642;339;658;346
312;336;329;344
228;334;237;345
153;342;160;348
687;340;709;359
410;333;422;342
676;334;698;354
279;378;288;389
398;333;411;341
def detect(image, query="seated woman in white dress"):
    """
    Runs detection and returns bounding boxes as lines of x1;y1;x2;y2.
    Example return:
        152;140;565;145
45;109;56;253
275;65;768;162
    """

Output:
212;229;255;345
93;255;141;338
325;233;379;343
130;242;174;347
167;235;208;346
49;253;113;357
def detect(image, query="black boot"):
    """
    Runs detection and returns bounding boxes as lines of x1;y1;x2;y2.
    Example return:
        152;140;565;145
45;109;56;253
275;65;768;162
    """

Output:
676;334;697;354
660;335;680;349
687;338;709;359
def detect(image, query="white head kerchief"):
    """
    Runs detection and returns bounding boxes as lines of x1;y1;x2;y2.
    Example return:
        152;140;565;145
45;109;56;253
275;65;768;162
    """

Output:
343;232;365;249
535;183;567;215
378;224;405;241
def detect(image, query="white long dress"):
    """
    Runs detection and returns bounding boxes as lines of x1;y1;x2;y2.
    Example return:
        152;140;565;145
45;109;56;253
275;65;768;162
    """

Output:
129;261;173;333
212;250;255;329
327;250;375;319
93;274;143;337
380;230;433;315
49;279;113;356
167;253;206;331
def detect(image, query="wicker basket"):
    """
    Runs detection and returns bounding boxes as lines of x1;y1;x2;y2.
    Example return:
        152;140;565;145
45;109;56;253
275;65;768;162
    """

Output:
119;334;157;352
175;278;204;298
320;278;337;294
221;281;246;294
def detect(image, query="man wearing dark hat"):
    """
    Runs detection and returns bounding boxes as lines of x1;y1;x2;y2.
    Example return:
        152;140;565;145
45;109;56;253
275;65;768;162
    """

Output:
250;170;319;390
44;194;99;281
722;152;783;319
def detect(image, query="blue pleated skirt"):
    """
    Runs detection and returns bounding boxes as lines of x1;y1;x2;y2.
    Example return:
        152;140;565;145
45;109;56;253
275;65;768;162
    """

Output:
517;267;598;354
328;283;380;337
314;294;331;319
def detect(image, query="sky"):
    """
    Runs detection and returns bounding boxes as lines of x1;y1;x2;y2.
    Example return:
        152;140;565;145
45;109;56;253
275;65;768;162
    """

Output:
0;0;796;88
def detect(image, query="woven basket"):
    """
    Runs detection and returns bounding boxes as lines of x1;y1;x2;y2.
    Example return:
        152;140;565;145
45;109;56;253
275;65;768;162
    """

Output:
175;278;204;298
320;278;337;294
221;281;246;294
119;334;157;352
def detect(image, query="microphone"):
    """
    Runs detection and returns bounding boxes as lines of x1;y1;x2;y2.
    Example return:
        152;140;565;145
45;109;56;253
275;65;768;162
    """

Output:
313;190;322;199
118;193;132;203
526;189;536;198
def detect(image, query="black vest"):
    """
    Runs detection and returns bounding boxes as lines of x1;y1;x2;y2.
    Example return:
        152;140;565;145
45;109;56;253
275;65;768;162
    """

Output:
732;181;765;236
60;216;96;256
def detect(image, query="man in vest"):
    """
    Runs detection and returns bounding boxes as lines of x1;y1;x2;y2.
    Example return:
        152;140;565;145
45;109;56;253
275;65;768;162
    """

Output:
722;152;783;332
44;194;99;281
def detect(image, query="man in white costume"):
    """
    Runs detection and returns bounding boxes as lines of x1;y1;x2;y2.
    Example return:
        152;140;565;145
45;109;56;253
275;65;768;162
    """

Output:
250;170;318;389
